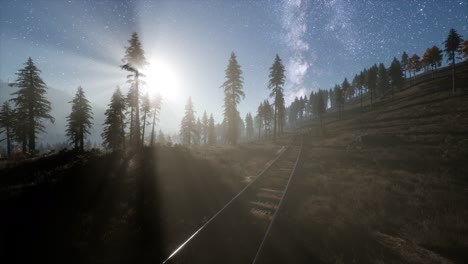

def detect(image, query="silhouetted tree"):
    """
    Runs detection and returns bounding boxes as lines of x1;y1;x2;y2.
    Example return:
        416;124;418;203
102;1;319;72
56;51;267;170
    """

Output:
334;84;344;118
202;111;209;144
121;32;147;147
66;86;93;151
268;54;285;141
208;113;216;144
389;57;404;100
102;87;127;151
140;92;151;145
366;65;378;105
9;57;54;154
0;102;14;158
377;63;389;98
408;54;421;81
245;112;254;140
313;90;326;129
341;78;351;103
460;40;468;61
401;51;409;79
443;28;464;93
180;97;196;145
222;52;244;144
150;94;162;146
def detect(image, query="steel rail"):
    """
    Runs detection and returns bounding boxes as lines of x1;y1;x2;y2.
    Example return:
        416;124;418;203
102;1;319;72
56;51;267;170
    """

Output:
161;145;290;264
252;141;303;264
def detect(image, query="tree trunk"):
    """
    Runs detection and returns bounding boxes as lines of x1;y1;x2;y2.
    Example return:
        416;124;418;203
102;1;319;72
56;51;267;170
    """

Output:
141;112;146;146
28;106;35;153
134;74;141;147
6;127;11;158
79;125;84;151
452;55;455;94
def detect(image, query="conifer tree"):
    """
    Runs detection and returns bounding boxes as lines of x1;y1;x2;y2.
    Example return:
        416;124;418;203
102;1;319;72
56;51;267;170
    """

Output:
268;54;285;140
180;97;196;145
341;78;351;102
221;52;244;145
444;28;463;93
140;92;151;145
66;86;93;151
313;90;326;129
366;65;378;105
459;40;468;61
0;102;14;158
121;32;147;147
150;94;162;146
245;112;254;140
401;51;409;79
208;113;216;144
102;87;127;151
202;111;209;144
9;57;54;154
334;84;344;118
389;57;403;100
408;54;421;80
377;63;389;98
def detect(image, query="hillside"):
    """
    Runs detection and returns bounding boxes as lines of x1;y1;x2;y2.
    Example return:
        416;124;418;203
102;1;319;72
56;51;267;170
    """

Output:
258;63;468;263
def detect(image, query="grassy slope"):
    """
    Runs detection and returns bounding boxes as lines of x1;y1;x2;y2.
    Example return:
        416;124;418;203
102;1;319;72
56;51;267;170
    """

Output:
259;64;468;263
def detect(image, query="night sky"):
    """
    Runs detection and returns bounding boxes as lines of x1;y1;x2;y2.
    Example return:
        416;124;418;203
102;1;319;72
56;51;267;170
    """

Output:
1;0;467;133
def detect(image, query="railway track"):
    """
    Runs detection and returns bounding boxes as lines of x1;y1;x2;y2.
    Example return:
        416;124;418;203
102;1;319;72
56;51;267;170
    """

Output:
162;140;303;264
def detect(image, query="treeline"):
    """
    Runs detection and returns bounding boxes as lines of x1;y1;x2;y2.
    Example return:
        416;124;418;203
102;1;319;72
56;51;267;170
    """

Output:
0;33;165;158
285;28;468;129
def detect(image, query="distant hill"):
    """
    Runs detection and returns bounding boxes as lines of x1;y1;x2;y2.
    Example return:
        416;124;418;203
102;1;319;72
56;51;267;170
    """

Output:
0;80;105;148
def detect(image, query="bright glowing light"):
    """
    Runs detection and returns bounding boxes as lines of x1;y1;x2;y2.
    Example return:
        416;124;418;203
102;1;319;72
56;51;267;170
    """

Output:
144;58;180;101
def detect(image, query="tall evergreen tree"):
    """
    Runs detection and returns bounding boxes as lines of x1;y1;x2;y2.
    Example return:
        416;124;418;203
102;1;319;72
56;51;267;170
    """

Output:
0;102;14;158
341;78;351;102
366;65;378;105
121;32;147;147
389;57;404;100
150;94;162;146
334;84;344;119
408;54;421;81
9;57;54;154
401;51;409;79
102;87;127;151
443;28;464;93
208;113;216;144
140;92;151;145
459;40;468;61
202;111;209;144
221;52;244;145
377;63;389;98
245;112;254;140
180;97;196;145
66;86;93;151
313;90;326;129
268;54;285;141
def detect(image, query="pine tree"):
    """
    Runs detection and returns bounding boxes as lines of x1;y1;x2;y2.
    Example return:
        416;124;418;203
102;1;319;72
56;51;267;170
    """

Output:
66;86;93;151
150;94;162;146
157;129;166;144
221;52;244;145
341;78;351;102
268;54;285;141
459;40;468;61
366;65;378;106
334;84;344;118
102;87;127;151
208;113;216;144
313;90;326;129
121;32;147;147
202;111;209;144
0;102;14;158
389;57;403;100
377;63;389;98
180;97;196;145
194;117;202;145
140;92;151;145
443;28;464;93
245;112;254;140
401;51;409;79
408;54;421;80
9;57;54;154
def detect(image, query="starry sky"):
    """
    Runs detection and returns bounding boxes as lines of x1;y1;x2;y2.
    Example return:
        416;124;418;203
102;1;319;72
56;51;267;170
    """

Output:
1;0;467;133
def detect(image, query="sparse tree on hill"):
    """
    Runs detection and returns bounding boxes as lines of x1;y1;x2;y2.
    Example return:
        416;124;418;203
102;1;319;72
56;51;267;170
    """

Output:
389;57;404;100
268;54;286;141
222;52;244;145
401;51;409;79
341;78;351;102
0;102;14;158
9;57;54;154
334;84;344;119
121;32;147;147
180;97;196;145
313;90;326;129
459;40;468;61
102;87;127;151
377;63;389;98
208;113;216;144
444;28;464;93
408;54;421;81
366;65;378;105
66;86;93;151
